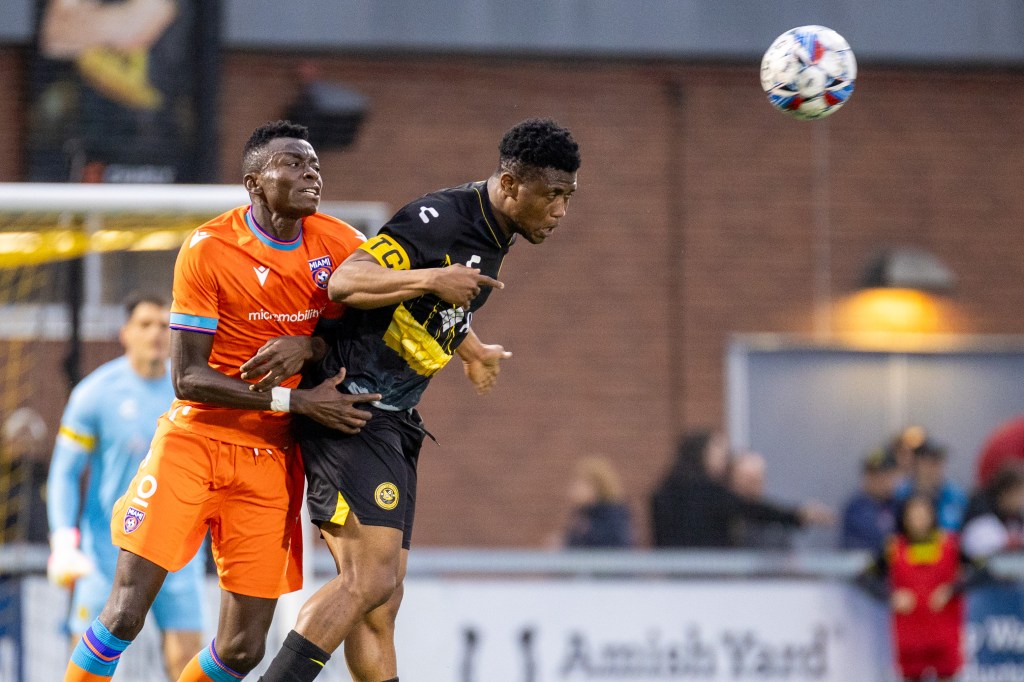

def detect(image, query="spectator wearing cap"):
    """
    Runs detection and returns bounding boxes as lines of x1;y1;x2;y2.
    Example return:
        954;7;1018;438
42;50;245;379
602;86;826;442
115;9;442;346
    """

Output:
841;449;900;553
894;440;968;532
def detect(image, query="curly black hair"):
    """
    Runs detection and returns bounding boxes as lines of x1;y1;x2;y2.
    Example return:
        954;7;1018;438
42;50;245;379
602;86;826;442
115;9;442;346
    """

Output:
242;120;310;175
498;118;580;179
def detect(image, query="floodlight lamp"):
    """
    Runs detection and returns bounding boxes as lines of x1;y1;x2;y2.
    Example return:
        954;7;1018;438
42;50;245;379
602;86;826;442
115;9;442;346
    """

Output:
860;248;955;293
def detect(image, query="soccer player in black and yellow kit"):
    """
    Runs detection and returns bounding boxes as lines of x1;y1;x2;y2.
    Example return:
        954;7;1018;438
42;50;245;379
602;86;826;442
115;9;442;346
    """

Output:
258;119;581;682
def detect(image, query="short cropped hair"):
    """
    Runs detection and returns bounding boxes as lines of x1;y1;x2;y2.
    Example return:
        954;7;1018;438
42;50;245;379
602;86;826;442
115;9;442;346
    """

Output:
242;120;310;175
499;118;581;179
123;291;168;318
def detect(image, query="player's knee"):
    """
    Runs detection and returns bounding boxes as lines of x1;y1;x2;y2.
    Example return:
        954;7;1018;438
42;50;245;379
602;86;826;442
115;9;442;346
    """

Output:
352;570;398;613
99;605;148;641
211;634;266;674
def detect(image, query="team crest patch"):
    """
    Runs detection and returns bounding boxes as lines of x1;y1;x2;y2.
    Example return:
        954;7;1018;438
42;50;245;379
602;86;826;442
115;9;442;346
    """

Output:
308;255;334;290
375;482;399;510
123;506;145;534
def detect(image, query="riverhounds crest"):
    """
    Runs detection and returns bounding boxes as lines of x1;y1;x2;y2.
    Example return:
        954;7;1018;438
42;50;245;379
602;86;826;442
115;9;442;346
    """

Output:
375;482;399;510
308;255;334;290
123;507;145;534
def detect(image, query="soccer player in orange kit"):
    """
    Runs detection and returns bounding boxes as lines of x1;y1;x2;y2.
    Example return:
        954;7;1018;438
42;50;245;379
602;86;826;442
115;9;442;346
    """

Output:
62;120;381;682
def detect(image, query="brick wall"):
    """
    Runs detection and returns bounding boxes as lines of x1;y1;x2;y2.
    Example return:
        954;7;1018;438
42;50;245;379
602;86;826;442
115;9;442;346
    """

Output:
3;50;1024;546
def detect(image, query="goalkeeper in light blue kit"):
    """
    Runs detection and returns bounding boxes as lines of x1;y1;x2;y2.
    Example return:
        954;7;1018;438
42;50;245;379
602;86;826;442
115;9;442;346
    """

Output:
47;292;206;679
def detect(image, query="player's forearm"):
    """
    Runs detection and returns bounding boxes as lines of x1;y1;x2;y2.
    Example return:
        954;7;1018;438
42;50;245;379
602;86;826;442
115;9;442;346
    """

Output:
174;364;282;410
46;449;85;532
456;328;486;362
329;261;440;309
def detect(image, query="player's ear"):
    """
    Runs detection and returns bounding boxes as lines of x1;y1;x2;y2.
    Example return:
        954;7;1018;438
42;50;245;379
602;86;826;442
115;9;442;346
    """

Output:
244;172;262;195
499;171;519;199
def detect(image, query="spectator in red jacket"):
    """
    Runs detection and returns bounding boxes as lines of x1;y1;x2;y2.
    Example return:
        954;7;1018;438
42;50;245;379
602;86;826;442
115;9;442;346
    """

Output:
883;494;966;682
976;416;1024;487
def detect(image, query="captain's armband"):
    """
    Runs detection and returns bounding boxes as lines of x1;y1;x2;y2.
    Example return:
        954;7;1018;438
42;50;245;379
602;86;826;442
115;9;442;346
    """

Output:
360;235;411;271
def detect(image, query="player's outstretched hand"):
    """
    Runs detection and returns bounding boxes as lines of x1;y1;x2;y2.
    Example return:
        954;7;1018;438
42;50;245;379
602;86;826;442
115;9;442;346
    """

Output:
432;264;503;308
463;344;513;395
47;528;95;588
241;336;321;392
291;369;381;434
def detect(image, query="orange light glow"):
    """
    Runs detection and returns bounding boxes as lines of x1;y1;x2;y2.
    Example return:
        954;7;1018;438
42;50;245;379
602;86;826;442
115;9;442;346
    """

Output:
833;288;960;349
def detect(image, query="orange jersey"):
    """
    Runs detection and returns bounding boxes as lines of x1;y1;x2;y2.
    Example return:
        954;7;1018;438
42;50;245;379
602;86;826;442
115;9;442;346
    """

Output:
168;205;365;449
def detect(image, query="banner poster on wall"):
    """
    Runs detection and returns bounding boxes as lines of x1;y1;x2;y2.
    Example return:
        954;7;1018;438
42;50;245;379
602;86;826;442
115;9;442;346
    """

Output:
25;0;219;184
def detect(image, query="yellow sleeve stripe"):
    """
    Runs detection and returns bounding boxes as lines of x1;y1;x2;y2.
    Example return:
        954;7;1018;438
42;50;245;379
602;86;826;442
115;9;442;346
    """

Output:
58;425;96;451
360;234;411;271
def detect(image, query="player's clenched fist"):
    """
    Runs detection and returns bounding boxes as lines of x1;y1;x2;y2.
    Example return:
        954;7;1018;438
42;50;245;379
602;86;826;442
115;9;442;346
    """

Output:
430;264;503;309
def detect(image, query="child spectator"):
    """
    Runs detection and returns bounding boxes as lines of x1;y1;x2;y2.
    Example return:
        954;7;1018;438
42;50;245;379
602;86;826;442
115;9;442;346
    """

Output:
862;494;978;682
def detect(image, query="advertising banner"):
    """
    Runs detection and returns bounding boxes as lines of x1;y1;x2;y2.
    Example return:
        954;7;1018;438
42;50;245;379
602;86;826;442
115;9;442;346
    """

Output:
964;583;1024;682
389;579;892;682
13;575;1024;681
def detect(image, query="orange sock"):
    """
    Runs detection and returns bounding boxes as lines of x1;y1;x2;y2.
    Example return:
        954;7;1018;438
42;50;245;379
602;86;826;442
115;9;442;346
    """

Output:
176;654;212;681
63;660;113;682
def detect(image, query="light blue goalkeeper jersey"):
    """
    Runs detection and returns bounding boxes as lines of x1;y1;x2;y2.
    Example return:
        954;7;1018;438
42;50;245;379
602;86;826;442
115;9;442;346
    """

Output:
47;356;179;576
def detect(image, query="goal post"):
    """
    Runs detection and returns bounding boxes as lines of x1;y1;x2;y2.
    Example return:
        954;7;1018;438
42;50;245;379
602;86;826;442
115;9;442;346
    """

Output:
0;183;389;269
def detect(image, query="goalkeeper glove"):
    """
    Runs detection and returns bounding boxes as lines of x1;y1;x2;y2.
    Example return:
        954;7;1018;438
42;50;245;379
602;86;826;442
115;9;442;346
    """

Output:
47;527;95;588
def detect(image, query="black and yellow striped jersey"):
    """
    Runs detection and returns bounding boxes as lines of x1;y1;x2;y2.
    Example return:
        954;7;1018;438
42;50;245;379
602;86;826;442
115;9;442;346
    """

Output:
311;181;514;411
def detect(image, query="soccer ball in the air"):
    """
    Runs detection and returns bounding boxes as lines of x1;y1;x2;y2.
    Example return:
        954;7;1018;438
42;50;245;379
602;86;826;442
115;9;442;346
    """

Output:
760;25;856;120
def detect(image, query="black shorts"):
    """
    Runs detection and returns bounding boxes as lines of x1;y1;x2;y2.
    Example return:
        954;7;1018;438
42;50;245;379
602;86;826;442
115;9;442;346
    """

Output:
299;406;425;549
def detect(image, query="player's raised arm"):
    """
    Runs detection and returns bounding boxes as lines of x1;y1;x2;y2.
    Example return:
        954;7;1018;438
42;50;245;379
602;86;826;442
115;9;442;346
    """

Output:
328;249;502;310
172;329;378;434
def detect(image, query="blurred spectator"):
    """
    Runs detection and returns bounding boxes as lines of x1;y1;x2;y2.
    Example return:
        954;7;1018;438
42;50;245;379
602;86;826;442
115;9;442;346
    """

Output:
0;407;50;545
894;440;967;531
730;451;795;550
650;430;832;548
560;456;634;548
886;425;928;482
861;494;974;682
976;416;1024;487
961;464;1024;560
840;449;900;553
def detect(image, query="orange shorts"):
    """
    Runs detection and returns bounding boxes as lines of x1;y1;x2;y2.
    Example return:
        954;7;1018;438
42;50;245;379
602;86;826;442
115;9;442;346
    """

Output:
111;416;303;598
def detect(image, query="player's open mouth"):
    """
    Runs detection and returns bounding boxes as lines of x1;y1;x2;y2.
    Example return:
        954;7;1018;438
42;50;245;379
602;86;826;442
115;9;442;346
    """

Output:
300;188;320;198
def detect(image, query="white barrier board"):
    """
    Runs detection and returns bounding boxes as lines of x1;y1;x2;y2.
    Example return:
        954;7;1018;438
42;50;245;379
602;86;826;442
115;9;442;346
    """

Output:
11;577;895;681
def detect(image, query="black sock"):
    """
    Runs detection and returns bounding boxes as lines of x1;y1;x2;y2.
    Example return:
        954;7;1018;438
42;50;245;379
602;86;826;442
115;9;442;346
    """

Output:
381;678;399;682
259;630;331;682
